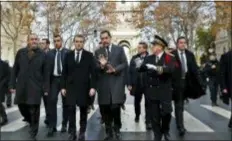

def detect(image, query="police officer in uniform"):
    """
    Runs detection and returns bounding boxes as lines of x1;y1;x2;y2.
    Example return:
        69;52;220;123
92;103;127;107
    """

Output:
138;35;175;141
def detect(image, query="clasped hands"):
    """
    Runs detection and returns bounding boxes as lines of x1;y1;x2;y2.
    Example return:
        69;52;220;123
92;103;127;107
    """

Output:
99;55;115;74
146;64;163;74
61;88;96;97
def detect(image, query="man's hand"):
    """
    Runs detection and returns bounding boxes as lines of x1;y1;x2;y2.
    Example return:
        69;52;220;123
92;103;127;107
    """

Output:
99;55;108;66
10;89;16;94
89;88;96;97
223;89;228;94
211;65;216;69
146;64;157;70
61;89;66;96
44;92;48;96
106;64;116;73
127;85;132;91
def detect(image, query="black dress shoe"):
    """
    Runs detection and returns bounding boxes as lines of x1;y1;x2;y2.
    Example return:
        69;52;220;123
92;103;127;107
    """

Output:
178;128;186;136
163;133;170;141
146;123;152;130
44;119;49;126
0;118;8;126
47;128;57;137
68;134;77;141
61;126;67;133
134;116;139;123
228;121;232;129
78;132;85;141
6;104;12;108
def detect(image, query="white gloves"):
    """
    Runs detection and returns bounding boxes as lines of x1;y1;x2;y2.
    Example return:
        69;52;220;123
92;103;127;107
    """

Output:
134;58;143;68
146;64;157;70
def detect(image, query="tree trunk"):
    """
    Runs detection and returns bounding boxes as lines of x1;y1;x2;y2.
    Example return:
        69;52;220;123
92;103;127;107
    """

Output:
13;40;17;58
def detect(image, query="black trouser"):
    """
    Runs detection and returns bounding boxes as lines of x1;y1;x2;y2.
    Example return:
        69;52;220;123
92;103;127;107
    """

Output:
48;77;69;128
89;95;95;106
68;105;88;135
28;104;40;137
5;92;12;106
0;103;7;120
100;104;121;133
147;99;172;141
173;79;186;130
42;95;48;121
18;104;31;122
134;89;150;124
208;77;218;103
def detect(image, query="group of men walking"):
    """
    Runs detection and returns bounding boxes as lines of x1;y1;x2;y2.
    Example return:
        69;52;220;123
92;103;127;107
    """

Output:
0;29;231;141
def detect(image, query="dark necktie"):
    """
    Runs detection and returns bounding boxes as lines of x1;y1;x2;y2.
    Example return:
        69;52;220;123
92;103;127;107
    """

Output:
57;50;61;75
180;51;186;77
156;56;159;63
106;46;110;56
76;51;80;63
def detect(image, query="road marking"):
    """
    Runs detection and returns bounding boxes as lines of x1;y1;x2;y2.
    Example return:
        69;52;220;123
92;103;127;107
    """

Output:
201;105;230;119
120;104;146;132
1;105;61;132
171;111;214;132
6;106;18;114
57;105;98;131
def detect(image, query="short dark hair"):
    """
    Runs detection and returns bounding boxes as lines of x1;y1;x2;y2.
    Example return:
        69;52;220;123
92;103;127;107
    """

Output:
42;38;50;44
100;30;111;38
139;41;148;49
73;34;85;42
176;36;186;44
53;34;62;40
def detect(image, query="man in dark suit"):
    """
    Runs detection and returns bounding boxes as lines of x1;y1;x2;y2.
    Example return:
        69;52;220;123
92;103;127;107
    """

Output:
128;42;152;129
61;34;96;141
138;35;175;141
220;50;232;129
40;38;50;126
9;33;49;139
171;36;204;136
46;35;70;137
0;59;10;126
95;30;128;140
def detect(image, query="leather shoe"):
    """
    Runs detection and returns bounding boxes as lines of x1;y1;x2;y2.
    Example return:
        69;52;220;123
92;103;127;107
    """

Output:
146;123;152;130
47;128;57;137
134;116;139;123
178;128;186;136
61;126;67;133
68;134;77;141
163;133;170;141
228;121;232;129
78;132;85;141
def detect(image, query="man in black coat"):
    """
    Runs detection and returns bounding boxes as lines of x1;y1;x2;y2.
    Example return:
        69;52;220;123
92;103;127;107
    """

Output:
0;59;10;126
171;36;205;136
203;54;220;106
4;60;12;108
40;38;50;126
61;34;96;141
46;35;70;137
220;50;232;129
138;35;175;141
128;41;152;129
9;33;49;139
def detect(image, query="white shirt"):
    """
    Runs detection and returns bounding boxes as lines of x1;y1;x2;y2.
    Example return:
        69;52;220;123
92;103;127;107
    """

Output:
74;49;83;62
53;48;63;76
177;49;188;72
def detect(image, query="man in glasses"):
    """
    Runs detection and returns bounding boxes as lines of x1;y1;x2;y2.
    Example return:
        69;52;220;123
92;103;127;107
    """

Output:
46;34;70;137
94;30;128;140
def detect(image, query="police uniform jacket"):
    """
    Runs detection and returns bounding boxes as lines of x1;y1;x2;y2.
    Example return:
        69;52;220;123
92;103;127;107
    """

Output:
138;52;175;102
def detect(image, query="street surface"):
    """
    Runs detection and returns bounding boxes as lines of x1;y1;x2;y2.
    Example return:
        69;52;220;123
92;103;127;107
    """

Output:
0;89;231;140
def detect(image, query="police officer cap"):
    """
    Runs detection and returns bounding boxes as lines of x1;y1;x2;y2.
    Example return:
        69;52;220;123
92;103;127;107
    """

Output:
151;35;168;48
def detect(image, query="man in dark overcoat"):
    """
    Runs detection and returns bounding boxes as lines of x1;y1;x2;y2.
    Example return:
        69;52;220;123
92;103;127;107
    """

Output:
0;59;10;126
127;41;152;129
61;34;96;141
220;49;232;129
45;34;70;137
138;35;175;141
171;36;205;136
94;30;128;140
9;33;49;139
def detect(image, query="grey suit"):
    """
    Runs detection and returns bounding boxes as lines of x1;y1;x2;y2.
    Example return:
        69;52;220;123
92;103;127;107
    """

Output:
95;44;127;105
94;44;127;137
